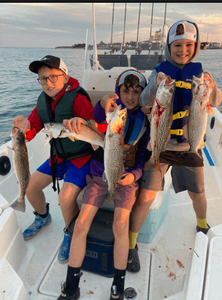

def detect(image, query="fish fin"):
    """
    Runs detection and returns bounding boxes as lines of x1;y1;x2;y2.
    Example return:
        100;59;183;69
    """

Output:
199;140;205;149
182;124;189;140
68;136;75;142
43;137;51;148
207;104;214;115
147;141;152;151
102;172;107;182
10;198;26;213
91;144;99;151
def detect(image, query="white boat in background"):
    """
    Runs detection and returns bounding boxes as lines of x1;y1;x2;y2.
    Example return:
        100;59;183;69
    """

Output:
1;3;222;300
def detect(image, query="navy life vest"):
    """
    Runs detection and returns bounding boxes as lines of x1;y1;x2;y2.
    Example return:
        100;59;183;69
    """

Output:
37;86;93;160
155;61;203;142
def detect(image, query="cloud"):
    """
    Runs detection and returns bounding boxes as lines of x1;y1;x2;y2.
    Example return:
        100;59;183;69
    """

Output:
34;27;71;34
0;3;222;48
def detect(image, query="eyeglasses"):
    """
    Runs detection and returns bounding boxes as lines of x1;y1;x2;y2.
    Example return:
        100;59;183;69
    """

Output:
37;74;65;85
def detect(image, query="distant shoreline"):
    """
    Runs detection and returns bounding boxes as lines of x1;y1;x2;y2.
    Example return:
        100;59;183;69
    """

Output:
55;46;84;49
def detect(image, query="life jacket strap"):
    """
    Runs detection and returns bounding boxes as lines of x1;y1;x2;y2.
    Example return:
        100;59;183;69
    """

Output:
173;110;189;120
170;129;184;136
175;81;191;89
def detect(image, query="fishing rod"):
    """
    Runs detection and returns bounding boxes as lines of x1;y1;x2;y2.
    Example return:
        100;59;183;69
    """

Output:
110;3;115;53
148;3;154;55
136;3;142;55
161;3;167;55
92;3;98;70
122;3;127;54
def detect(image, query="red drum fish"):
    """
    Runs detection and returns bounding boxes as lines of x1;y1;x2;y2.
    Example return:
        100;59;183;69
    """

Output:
103;105;127;200
187;74;214;156
10;127;31;212
144;76;176;171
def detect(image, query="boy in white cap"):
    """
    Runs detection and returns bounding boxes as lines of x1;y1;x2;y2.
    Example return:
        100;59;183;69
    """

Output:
13;55;95;264
127;20;222;273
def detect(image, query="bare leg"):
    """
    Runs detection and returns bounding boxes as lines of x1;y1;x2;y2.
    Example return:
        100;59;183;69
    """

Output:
130;188;158;233
188;190;207;219
113;207;131;269
68;204;99;267
26;171;52;214
59;183;81;228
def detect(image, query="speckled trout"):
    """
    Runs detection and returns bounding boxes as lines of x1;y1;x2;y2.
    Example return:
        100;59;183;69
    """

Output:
144;75;176;171
10;127;30;212
103;105;127;200
187;74;214;155
42;121;105;150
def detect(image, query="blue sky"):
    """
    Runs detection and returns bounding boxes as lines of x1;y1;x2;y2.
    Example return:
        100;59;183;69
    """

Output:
1;3;222;48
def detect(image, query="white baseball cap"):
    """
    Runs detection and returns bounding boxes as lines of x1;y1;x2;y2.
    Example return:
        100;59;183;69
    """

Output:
168;20;197;44
118;70;147;89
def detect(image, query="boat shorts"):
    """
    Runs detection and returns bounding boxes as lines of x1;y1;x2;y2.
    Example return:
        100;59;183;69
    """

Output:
82;175;139;211
140;151;205;194
37;159;90;190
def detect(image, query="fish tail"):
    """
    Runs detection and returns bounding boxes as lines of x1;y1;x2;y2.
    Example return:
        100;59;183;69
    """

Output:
106;190;122;202
10;197;26;212
143;155;158;171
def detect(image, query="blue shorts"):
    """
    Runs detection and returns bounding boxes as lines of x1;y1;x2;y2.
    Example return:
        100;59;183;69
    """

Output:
37;159;90;190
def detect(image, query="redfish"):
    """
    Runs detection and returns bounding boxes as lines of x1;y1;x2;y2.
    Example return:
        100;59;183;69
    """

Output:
103;105;127;200
10;127;30;212
187;74;214;155
144;75;176;171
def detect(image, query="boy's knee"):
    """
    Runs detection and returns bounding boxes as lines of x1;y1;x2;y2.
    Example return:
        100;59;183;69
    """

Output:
136;189;158;205
113;219;128;238
58;195;77;208
74;218;90;236
26;180;40;195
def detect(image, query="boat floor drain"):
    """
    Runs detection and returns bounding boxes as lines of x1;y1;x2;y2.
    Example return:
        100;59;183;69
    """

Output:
124;287;137;299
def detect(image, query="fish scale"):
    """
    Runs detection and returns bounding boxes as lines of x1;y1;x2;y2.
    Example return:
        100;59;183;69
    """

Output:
188;74;214;155
42;122;105;150
103;105;127;200
144;75;176;171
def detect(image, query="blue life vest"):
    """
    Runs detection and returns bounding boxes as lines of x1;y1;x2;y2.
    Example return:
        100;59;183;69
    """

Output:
155;61;203;142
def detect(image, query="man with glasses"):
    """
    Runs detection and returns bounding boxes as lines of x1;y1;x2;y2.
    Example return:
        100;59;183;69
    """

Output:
13;55;95;264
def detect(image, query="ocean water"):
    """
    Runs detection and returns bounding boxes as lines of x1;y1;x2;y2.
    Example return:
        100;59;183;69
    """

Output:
0;47;222;147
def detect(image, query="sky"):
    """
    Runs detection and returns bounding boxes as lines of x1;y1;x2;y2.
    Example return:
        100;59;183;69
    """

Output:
1;3;222;48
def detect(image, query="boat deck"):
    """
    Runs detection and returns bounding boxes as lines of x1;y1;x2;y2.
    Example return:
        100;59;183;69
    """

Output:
11;145;222;300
